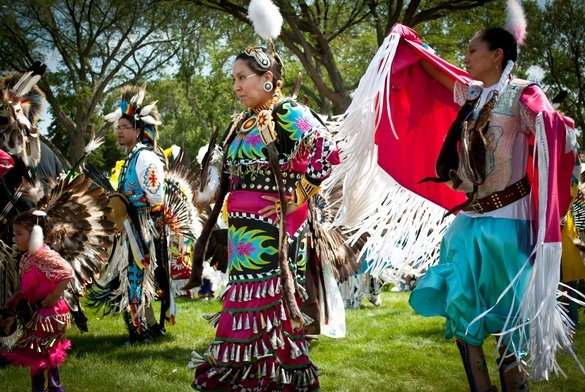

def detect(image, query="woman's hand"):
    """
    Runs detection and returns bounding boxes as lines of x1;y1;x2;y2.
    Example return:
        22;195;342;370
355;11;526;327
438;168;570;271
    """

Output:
41;292;61;308
259;195;299;224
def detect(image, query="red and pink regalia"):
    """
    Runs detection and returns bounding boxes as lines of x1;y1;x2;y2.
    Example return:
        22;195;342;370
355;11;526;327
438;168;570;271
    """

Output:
3;246;73;375
328;24;583;381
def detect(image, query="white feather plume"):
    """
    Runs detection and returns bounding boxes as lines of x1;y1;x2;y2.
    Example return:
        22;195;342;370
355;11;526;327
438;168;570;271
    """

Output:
139;102;157;116
139;115;161;125
248;0;283;40
196;144;210;165
505;0;527;46
12;62;46;97
197;165;220;204
29;224;44;254
104;107;122;124
12;69;35;95
84;133;105;154
15;74;42;98
130;82;147;107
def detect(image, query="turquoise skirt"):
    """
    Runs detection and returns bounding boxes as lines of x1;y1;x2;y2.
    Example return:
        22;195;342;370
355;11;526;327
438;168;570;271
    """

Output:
409;214;532;347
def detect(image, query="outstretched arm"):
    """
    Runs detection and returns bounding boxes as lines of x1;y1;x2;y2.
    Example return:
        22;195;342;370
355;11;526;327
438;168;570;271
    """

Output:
421;59;455;92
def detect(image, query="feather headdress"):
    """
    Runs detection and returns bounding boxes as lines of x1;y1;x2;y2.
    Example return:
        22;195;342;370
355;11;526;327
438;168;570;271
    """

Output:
504;0;527;46
0;61;46;167
104;82;161;149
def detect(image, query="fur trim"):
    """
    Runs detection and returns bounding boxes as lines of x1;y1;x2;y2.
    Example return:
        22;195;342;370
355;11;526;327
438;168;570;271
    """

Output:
28;225;44;254
248;0;283;40
505;0;527;46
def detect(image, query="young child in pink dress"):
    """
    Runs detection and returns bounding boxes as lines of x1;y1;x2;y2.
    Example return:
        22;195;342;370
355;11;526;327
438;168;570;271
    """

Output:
3;209;73;392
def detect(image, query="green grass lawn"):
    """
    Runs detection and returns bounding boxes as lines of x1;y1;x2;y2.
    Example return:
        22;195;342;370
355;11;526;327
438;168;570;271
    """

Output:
2;290;584;391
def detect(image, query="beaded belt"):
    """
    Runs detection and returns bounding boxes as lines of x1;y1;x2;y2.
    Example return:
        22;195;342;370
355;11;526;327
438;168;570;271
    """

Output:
461;175;531;214
231;170;303;194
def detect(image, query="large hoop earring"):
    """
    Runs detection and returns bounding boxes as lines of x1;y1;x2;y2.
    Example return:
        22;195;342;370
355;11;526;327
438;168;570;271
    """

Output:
263;81;273;92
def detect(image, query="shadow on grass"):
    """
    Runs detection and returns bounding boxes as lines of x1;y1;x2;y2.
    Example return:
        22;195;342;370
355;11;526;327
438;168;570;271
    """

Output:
68;332;210;364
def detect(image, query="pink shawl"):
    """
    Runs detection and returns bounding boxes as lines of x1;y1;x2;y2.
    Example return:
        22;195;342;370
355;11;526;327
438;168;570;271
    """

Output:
374;24;581;380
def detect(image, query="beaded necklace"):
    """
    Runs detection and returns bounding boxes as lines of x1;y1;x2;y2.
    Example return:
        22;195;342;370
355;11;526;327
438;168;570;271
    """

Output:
223;91;283;175
239;91;282;134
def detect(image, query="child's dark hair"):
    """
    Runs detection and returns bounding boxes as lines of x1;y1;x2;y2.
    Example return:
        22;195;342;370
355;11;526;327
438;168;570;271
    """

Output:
477;27;518;66
13;209;54;244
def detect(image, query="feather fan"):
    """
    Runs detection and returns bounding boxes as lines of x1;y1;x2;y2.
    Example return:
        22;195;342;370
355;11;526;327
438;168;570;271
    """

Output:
164;146;202;239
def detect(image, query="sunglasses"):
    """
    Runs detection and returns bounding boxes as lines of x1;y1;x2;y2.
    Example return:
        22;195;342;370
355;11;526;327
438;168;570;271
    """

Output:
244;46;271;70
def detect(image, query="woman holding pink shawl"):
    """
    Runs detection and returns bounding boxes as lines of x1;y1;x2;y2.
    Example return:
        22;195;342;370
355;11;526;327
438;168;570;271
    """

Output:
404;3;581;391
329;0;582;391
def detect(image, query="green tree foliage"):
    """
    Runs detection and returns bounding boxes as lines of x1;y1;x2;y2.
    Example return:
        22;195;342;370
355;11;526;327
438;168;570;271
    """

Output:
156;11;248;159
190;0;498;114
7;0;575;172
523;0;585;145
0;0;194;164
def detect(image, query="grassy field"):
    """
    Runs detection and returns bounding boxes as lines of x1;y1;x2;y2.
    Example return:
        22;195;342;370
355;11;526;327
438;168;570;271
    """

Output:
2;290;584;392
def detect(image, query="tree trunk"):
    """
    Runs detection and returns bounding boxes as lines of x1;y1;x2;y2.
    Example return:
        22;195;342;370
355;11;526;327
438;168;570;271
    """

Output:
40;135;71;169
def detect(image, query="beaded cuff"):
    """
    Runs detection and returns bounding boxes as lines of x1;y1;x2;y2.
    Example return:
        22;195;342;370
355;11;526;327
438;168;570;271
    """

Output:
291;175;321;206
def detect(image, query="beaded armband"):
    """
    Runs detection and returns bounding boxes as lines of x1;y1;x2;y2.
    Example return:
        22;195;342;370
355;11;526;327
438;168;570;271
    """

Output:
291;175;321;206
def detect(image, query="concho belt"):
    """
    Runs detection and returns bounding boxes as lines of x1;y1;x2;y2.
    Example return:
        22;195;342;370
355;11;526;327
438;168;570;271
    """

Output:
461;175;530;214
231;170;302;194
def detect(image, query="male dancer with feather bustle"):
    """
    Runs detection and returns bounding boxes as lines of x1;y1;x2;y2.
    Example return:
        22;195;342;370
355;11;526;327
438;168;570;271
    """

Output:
88;83;172;346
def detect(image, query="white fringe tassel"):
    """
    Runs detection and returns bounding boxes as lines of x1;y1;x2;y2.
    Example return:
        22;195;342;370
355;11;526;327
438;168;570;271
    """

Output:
325;33;400;229
495;113;585;381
